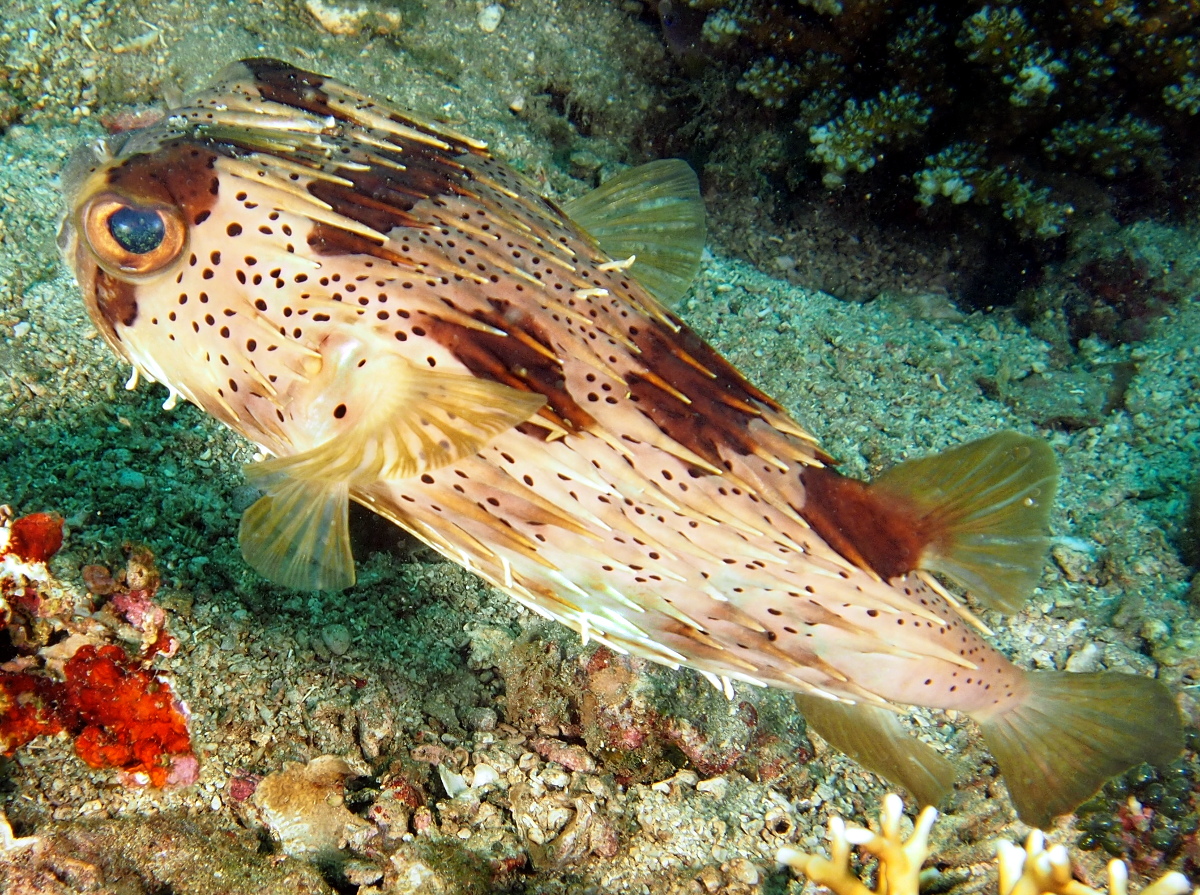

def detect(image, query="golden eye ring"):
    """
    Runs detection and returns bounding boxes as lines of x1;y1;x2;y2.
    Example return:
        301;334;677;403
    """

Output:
80;192;187;279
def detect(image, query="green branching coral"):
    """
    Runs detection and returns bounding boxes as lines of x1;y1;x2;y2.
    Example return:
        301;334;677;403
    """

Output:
1043;116;1166;178
1164;73;1200;114
737;57;804;109
810;87;932;188
700;8;744;48
737;51;845;111
957;6;1068;107
916;143;1072;239
658;0;1200;241
887;6;947;87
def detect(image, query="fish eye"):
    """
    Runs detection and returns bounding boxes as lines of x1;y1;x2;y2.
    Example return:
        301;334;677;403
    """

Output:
108;205;166;254
80;192;187;278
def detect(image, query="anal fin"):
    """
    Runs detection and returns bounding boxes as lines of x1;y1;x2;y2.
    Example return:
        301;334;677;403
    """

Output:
795;693;958;809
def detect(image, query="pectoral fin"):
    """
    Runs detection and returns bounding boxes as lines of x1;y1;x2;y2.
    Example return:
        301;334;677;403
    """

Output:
257;363;547;486
238;363;544;591
239;473;354;591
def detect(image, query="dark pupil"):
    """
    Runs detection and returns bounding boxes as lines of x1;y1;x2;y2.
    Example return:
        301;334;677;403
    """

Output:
107;205;165;254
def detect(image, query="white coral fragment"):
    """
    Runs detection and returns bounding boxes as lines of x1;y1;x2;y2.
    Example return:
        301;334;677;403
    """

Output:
996;830;1195;895
252;755;375;859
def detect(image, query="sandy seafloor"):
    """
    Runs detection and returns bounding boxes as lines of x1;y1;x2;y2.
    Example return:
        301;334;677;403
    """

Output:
0;1;1199;893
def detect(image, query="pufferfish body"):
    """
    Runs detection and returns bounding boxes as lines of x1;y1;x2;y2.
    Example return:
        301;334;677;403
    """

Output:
60;59;1181;826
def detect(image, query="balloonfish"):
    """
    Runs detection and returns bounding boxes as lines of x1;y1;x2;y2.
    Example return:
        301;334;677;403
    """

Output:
59;59;1182;826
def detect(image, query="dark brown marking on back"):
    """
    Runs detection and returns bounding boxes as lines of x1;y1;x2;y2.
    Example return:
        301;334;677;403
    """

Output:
421;309;596;436
798;466;927;580
307;144;468;235
240;58;331;118
241;59;488;161
623;317;788;470
105;142;221;223
306;222;417;266
659;315;782;410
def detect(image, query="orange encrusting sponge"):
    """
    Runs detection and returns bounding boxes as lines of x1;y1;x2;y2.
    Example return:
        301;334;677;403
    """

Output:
0;645;194;787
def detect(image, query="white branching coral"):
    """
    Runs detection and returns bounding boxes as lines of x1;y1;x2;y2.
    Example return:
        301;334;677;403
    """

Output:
778;794;937;895
777;794;1198;895
995;831;1194;895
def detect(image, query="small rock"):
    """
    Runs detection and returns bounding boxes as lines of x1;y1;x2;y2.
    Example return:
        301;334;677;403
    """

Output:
116;468;147;490
343;859;385;886
470;763;500;788
725;858;760;886
540;766;570;789
1065;642;1102;673
697;865;724;893
462;706;498;731
1001;367;1117;430
438;764;469;798
305;0;403;34
1051;542;1094;582
529;737;597;773
305;0;368;34
1141;617;1171;646
252;755;374;858
696;776;728;799
321;622;352;656
477;3;504;32
568;149;603;180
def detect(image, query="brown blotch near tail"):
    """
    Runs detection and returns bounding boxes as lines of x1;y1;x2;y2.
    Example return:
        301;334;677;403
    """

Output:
798;466;926;580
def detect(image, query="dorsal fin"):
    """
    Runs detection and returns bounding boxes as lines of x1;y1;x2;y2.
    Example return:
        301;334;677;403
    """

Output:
562;159;705;306
871;432;1058;613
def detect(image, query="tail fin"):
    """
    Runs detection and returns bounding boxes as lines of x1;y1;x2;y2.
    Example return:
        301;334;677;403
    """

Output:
974;670;1183;827
872;431;1058;612
795;693;958;810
